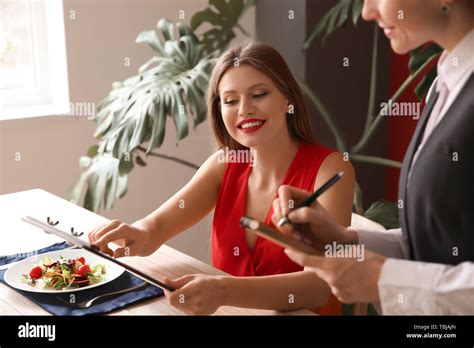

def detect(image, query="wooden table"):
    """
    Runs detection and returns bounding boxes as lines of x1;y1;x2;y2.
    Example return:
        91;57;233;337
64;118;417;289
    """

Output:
0;189;312;316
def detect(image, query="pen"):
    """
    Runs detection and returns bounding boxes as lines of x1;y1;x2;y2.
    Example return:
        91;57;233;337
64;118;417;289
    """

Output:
277;171;344;227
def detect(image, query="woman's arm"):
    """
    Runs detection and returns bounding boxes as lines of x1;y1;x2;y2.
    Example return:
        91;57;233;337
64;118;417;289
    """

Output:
220;271;331;311
314;152;355;227
163;270;331;313
90;150;226;256
140;150;226;247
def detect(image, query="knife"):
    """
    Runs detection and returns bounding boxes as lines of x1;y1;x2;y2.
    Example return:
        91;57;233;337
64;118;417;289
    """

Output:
20;216;175;292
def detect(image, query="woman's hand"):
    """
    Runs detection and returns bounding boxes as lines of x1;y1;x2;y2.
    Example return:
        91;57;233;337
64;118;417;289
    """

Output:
163;274;227;315
88;219;156;257
271;185;358;251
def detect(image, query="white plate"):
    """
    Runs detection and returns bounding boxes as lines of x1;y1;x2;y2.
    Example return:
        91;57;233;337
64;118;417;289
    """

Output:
4;249;125;293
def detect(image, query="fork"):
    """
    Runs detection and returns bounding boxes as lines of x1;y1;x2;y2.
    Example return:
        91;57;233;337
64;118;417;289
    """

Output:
56;282;149;309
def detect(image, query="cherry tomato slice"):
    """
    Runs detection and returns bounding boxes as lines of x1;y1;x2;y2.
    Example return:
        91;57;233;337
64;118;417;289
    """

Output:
29;266;43;280
76;257;85;265
78;264;91;277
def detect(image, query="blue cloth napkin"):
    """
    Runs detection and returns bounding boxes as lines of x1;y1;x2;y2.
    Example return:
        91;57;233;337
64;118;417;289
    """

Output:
0;242;164;316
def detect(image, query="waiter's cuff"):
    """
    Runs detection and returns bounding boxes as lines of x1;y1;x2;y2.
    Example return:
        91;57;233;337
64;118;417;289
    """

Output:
377;258;441;314
356;228;406;259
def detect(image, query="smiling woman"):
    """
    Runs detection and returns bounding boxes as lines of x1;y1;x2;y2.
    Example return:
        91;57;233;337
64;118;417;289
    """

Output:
89;41;355;316
208;41;315;150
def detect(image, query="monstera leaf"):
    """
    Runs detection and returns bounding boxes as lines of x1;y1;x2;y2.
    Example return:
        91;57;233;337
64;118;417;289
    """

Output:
68;150;128;212
68;19;218;212
94;19;217;158
191;0;255;54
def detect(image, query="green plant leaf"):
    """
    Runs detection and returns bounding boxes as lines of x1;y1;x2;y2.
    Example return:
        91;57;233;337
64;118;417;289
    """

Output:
136;155;147;166
136;30;165;56
67;155;125;212
363;199;399;229
93;19;217;159
352;0;363;25
67;174;86;205
191;7;225;28
146;99;166;153
191;0;253;54
117;175;128;198
408;44;442;101
119;152;134;175
79;156;92;169
353;181;364;214
414;64;438;101
304;0;353;49
87;144;99;158
408;43;442;74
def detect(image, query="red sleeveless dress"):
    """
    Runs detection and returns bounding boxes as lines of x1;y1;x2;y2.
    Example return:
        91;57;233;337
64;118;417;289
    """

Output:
212;142;341;315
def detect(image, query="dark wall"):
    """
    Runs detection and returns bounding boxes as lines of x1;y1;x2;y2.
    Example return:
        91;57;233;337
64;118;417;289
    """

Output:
305;0;391;209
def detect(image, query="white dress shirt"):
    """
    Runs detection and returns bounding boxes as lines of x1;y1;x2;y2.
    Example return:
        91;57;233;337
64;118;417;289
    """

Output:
408;29;474;183
357;29;474;315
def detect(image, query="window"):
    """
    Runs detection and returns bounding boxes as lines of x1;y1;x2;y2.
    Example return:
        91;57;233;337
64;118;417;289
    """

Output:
0;0;69;120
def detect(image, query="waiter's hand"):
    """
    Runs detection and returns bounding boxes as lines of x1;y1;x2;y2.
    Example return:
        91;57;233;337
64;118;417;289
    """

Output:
271;185;358;250
284;247;387;303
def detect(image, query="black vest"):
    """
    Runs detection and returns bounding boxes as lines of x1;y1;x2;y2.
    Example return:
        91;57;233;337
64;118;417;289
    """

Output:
398;73;474;265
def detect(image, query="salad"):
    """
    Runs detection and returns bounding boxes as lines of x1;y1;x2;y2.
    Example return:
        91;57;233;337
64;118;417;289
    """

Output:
21;255;106;290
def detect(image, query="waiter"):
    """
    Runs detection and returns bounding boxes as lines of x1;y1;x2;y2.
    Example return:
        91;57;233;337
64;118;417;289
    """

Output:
272;0;474;314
